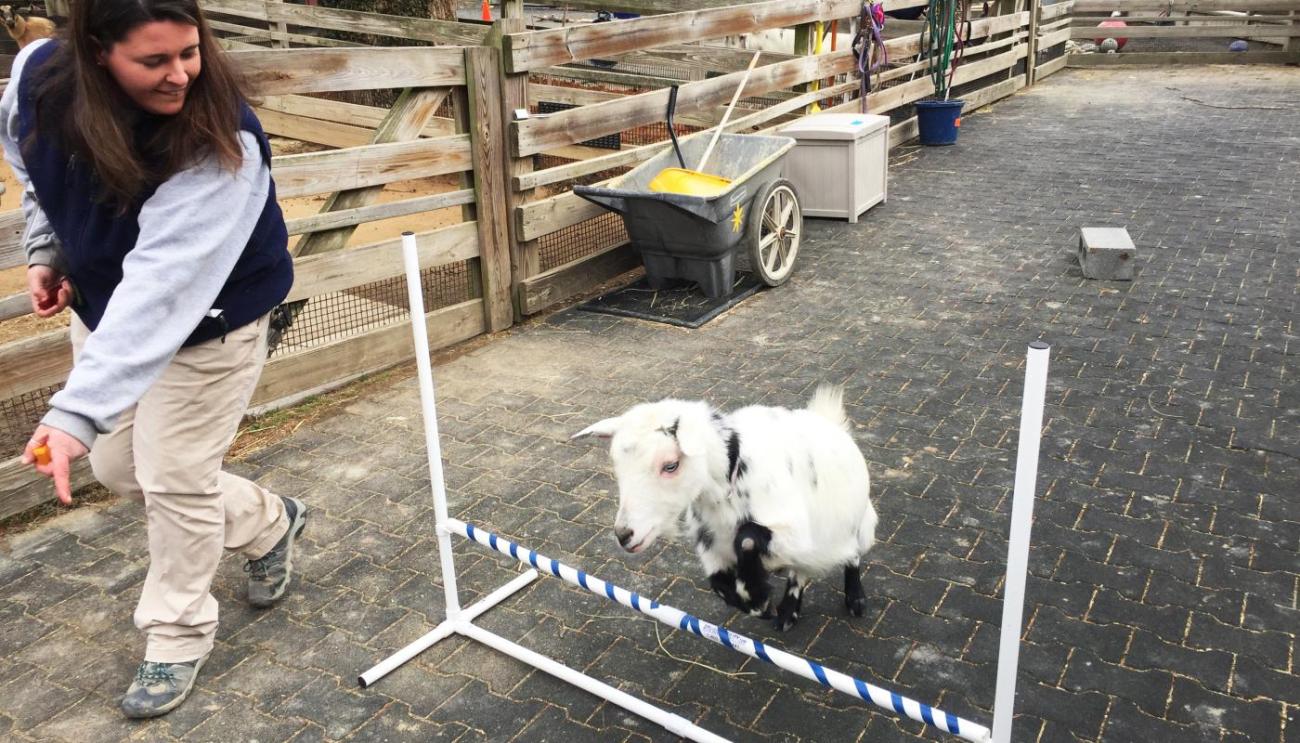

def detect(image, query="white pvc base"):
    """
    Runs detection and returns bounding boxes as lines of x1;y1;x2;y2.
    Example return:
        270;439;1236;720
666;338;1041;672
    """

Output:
359;569;728;743
358;569;539;689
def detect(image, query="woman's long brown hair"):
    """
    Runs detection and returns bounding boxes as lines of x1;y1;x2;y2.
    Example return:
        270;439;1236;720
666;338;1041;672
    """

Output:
32;0;248;209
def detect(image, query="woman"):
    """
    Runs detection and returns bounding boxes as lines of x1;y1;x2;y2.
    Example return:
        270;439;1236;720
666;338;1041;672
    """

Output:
1;0;307;718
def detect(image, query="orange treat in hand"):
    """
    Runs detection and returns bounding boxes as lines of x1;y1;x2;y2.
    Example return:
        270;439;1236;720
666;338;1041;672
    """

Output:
33;444;51;465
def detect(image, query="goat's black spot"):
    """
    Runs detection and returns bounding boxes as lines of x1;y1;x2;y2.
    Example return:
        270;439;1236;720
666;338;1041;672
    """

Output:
695;525;714;550
726;431;741;479
809;454;818;488
734;522;772;556
660;419;679;440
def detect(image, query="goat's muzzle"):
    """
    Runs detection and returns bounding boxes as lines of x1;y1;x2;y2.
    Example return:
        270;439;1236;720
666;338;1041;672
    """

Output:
614;527;636;551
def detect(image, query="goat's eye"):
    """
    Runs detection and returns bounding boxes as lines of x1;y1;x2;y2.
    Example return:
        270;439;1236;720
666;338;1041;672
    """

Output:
662;461;679;474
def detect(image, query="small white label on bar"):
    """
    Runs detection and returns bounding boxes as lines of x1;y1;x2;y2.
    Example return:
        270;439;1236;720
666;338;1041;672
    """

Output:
729;635;754;654
700;623;721;643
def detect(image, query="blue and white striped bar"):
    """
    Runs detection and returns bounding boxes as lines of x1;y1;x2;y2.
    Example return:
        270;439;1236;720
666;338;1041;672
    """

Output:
447;517;992;743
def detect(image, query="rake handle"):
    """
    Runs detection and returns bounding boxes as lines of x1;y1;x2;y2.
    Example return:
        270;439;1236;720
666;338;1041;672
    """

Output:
695;51;761;174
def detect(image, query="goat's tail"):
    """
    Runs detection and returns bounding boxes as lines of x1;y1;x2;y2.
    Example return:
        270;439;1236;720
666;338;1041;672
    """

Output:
806;384;848;430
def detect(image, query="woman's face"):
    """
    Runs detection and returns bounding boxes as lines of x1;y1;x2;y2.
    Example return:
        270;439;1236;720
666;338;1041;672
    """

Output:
98;20;201;116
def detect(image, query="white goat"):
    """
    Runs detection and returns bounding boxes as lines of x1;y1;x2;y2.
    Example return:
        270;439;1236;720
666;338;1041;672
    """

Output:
574;385;877;630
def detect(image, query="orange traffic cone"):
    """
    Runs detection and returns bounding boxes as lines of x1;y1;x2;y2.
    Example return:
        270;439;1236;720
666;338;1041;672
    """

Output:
481;0;491;21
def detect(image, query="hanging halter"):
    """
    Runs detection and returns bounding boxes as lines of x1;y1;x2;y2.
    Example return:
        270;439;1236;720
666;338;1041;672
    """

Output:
853;1;889;112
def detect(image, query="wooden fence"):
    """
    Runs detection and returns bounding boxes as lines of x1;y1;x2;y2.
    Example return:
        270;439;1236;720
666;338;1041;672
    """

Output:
1066;0;1300;65
1;0;1294;516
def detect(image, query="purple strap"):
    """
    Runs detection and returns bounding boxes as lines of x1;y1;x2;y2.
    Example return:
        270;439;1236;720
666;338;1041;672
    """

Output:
853;2;889;112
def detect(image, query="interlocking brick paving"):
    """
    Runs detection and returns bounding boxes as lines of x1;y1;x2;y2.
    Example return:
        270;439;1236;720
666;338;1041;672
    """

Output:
2;65;1296;742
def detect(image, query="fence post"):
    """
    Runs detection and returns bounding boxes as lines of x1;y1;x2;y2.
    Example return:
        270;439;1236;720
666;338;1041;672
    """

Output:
795;23;815;113
487;18;539;321
270;0;290;48
463;47;515;333
1024;0;1041;86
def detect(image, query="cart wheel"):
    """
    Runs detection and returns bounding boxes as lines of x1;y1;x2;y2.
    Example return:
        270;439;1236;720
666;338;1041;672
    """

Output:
747;179;801;287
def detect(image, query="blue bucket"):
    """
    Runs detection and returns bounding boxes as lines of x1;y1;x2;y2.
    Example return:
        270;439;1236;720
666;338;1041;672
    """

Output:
915;99;964;146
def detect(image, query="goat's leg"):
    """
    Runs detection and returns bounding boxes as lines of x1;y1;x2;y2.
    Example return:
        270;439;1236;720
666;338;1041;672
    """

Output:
733;521;774;618
699;526;749;612
772;574;810;631
708;568;748;611
843;561;867;617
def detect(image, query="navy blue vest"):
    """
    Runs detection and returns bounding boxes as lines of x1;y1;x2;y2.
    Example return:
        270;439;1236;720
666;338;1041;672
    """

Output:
18;41;293;346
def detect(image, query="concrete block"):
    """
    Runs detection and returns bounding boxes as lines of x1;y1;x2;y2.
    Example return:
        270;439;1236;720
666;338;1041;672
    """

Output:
1078;227;1136;280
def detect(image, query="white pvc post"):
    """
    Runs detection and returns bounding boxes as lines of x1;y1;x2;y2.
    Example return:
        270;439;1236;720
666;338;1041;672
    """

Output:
991;341;1050;743
401;231;461;617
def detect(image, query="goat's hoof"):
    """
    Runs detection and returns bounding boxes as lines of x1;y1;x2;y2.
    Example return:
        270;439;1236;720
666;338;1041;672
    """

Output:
771;613;799;631
845;596;867;617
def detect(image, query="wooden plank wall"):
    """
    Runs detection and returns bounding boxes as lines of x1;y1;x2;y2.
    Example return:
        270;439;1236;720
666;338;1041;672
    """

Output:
202;0;489;47
1065;0;1300;64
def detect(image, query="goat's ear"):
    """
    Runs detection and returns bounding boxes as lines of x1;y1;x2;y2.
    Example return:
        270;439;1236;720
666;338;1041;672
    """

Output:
673;412;712;459
572;416;622;441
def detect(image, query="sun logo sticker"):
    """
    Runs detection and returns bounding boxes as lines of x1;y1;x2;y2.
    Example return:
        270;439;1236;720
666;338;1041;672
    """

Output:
731;205;744;233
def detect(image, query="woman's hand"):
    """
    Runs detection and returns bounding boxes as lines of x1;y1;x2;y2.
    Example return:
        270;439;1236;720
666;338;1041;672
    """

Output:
23;425;89;505
27;265;73;318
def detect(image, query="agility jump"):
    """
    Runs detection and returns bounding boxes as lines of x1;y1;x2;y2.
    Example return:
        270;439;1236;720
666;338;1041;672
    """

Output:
359;232;1050;743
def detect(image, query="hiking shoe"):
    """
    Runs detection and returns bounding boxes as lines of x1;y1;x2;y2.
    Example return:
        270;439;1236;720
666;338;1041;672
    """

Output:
245;495;307;608
121;653;208;718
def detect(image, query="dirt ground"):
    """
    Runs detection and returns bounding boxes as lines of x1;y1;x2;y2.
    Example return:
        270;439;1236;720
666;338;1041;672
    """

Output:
0;135;463;345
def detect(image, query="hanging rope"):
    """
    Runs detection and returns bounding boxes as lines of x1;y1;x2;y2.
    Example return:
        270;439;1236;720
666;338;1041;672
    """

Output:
946;0;972;96
925;0;956;100
852;1;888;112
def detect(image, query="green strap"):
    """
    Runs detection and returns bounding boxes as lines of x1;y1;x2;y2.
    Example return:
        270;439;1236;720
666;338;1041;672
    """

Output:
926;0;959;99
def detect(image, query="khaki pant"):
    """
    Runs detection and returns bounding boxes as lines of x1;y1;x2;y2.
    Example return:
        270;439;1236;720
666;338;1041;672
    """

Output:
72;314;288;663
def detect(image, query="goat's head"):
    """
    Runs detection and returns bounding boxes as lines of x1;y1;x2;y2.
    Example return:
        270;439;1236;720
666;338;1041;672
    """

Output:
573;400;719;555
0;6;17;28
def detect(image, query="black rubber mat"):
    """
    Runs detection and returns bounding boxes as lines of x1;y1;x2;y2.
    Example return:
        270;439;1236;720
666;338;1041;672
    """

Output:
573;272;765;328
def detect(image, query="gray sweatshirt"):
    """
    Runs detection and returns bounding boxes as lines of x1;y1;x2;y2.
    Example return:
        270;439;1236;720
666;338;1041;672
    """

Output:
1;39;274;450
